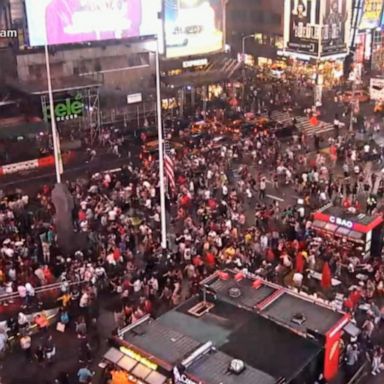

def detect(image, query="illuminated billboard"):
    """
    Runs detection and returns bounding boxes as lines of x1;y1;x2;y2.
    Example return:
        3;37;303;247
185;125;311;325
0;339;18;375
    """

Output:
359;0;383;30
164;0;224;58
25;0;161;46
321;0;351;56
284;0;322;56
284;0;352;58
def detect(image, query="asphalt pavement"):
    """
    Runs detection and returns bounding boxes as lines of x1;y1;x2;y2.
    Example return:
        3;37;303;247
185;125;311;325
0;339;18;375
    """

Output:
0;98;383;383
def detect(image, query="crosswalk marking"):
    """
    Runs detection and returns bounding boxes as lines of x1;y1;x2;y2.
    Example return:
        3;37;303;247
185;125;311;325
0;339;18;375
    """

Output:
266;194;285;202
296;116;334;137
260;111;334;137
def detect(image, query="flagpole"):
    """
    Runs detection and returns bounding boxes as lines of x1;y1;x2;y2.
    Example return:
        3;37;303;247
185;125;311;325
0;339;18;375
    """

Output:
155;37;167;250
44;42;62;184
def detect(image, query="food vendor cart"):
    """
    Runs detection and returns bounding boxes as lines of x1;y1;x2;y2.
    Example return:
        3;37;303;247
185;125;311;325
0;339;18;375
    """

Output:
312;204;384;259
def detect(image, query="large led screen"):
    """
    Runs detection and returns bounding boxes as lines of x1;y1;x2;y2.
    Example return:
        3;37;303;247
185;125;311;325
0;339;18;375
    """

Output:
359;0;383;30
164;0;224;58
25;0;161;46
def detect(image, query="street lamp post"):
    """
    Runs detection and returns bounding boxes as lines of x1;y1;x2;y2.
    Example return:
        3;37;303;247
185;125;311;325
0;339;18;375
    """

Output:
154;37;167;250
44;43;63;184
241;34;256;106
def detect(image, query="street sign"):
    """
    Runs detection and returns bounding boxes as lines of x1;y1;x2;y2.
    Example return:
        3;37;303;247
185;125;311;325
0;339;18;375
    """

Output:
370;78;384;100
127;93;143;104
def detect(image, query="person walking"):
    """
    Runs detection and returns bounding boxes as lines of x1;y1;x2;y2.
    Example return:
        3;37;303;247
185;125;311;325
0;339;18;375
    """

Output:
371;346;382;376
259;177;267;200
77;364;94;384
20;331;32;362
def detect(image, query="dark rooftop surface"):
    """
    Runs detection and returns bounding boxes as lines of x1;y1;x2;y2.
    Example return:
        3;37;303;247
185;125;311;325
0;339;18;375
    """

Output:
167;297;322;381
187;350;276;384
208;277;277;309
261;293;343;335
321;205;378;226
122;320;200;367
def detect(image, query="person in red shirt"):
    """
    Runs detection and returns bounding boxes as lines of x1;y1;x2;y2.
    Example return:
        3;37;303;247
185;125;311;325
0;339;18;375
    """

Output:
204;251;216;272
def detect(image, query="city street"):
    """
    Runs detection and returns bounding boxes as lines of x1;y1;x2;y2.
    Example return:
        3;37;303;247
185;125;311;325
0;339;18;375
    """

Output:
1;0;384;384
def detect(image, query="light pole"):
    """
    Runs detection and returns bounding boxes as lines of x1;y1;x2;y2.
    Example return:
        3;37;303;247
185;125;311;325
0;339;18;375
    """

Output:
154;37;167;250
242;34;256;58
44;43;63;183
241;34;255;106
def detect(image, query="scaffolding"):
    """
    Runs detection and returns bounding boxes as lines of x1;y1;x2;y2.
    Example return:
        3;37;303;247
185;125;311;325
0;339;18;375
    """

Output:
40;85;101;144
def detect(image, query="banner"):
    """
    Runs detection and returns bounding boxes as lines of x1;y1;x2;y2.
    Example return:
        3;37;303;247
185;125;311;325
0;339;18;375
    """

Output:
25;0;161;47
359;0;383;30
164;0;224;58
284;0;352;58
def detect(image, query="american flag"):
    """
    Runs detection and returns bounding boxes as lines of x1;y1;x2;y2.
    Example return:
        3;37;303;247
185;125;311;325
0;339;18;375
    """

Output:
164;151;176;192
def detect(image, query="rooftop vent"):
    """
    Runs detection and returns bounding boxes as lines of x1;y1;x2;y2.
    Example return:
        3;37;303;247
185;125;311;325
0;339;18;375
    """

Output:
291;313;306;325
188;301;214;318
228;287;241;298
229;359;245;375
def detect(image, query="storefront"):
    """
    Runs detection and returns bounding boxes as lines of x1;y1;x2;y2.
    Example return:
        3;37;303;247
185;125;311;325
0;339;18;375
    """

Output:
102;343;171;384
312;204;384;259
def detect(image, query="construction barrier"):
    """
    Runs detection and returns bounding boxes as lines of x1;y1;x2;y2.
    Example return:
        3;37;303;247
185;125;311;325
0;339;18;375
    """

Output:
0;151;74;177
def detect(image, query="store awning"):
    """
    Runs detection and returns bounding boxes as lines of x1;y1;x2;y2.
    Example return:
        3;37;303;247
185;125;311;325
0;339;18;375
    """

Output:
103;348;167;384
312;220;365;244
7;76;102;96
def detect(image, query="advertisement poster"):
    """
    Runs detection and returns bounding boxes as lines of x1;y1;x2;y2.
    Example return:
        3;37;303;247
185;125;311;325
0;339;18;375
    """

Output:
359;0;383;30
324;329;342;381
284;0;322;56
25;0;161;46
164;0;224;58
321;0;351;56
284;0;351;58
370;78;384;100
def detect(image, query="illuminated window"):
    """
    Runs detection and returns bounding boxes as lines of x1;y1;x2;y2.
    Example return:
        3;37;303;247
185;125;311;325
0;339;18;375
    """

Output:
275;36;284;49
254;33;262;44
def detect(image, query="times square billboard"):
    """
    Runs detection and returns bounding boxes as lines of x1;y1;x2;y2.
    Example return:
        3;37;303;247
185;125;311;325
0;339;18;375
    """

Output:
163;0;224;58
25;0;225;59
283;0;352;58
25;0;162;46
359;0;383;30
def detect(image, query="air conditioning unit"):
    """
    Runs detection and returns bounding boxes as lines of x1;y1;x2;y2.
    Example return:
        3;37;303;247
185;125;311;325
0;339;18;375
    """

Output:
229;359;245;374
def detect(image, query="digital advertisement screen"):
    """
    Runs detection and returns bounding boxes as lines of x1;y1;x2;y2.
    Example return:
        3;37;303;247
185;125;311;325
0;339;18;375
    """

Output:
164;0;224;58
359;0;383;30
25;0;161;46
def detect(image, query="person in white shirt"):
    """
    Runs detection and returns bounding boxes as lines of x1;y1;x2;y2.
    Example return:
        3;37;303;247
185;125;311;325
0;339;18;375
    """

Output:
25;283;35;306
79;291;89;309
133;278;142;293
17;284;27;302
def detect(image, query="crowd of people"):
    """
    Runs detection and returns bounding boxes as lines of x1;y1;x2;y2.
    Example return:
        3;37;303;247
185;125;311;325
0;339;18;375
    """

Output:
0;73;383;383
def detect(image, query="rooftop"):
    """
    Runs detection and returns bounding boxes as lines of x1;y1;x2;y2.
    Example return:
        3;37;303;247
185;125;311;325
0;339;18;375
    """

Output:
203;270;345;337
116;272;349;384
118;293;322;383
316;204;383;227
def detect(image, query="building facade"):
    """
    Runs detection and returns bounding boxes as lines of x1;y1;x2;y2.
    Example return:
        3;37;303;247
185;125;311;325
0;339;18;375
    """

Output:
226;0;285;64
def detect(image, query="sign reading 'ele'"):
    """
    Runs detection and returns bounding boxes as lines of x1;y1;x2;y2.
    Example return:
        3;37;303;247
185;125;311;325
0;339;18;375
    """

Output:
43;94;84;122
